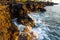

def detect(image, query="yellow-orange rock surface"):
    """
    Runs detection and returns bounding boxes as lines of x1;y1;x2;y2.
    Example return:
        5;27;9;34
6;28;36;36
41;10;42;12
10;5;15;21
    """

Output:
0;5;19;40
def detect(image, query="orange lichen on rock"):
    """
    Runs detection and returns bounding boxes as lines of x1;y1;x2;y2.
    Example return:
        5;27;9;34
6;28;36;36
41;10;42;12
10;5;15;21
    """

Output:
0;5;19;40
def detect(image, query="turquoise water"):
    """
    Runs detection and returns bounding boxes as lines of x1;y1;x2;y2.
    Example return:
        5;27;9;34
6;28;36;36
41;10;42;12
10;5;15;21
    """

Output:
13;4;60;40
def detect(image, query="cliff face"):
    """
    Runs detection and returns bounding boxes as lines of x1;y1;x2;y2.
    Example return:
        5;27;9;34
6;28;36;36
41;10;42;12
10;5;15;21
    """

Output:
0;2;46;40
0;5;19;40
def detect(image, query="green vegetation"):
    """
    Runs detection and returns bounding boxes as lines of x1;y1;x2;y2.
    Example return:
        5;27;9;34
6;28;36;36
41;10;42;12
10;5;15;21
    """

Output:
21;0;27;2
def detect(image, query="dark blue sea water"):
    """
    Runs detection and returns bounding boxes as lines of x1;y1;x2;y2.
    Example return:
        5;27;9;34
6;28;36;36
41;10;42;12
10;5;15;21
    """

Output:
13;4;60;40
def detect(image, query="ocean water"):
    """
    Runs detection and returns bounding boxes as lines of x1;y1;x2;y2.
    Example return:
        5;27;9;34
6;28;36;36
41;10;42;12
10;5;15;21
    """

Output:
28;4;60;40
13;4;60;40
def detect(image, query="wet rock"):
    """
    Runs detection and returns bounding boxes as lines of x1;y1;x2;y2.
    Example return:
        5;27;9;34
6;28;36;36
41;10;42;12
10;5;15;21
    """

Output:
40;8;46;12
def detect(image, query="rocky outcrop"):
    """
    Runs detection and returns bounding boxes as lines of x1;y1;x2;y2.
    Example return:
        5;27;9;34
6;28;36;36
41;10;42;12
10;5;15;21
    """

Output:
11;3;35;27
10;2;46;27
